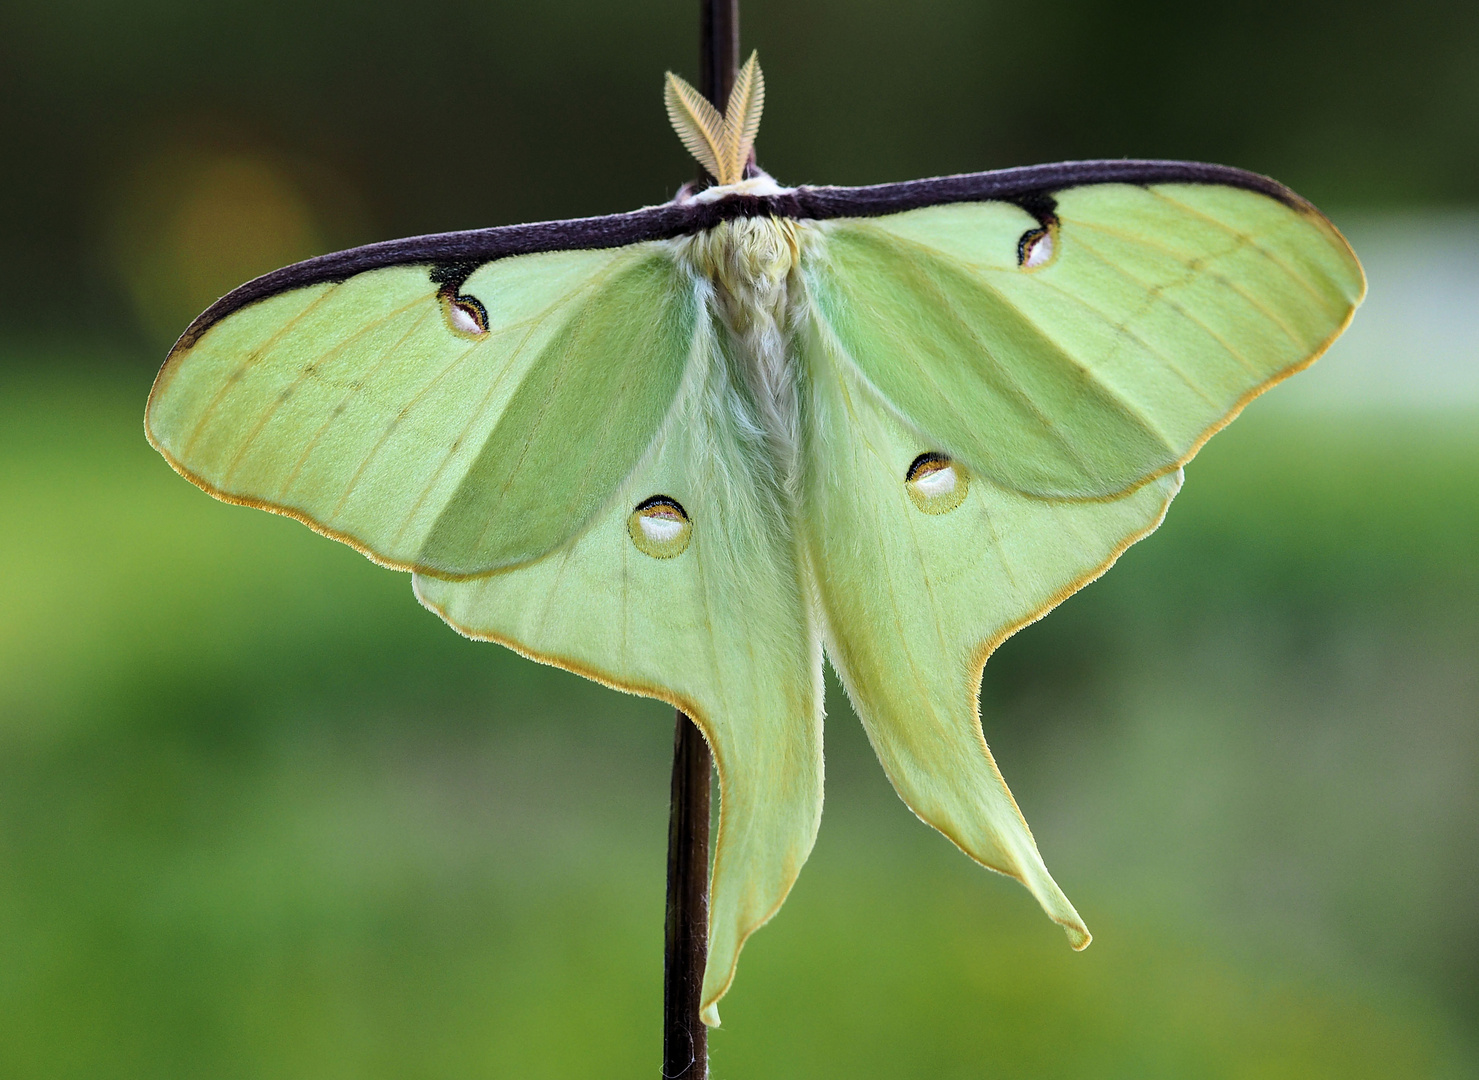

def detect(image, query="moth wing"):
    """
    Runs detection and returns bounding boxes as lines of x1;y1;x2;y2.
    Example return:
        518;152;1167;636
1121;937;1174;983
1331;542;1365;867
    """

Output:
415;319;822;1028
804;181;1363;498
147;243;698;576
801;315;1183;947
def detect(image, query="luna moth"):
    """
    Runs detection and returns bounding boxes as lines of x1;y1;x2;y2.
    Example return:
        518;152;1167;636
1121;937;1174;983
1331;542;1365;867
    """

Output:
145;54;1364;1026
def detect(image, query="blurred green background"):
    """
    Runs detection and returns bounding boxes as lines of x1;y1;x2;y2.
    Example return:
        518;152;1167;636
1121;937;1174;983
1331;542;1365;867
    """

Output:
2;0;1477;1076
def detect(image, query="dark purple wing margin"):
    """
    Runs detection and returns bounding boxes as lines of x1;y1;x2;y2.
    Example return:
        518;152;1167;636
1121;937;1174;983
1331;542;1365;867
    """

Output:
174;159;1307;349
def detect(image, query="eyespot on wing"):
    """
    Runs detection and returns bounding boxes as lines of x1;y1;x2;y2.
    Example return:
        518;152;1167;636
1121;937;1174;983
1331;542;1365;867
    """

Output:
628;495;692;558
906;453;969;514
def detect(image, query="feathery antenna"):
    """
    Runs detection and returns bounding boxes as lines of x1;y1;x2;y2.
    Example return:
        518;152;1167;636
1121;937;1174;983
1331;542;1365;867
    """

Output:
665;51;764;185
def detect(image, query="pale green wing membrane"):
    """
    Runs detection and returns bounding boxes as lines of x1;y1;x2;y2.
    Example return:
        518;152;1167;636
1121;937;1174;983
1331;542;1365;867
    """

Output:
145;144;1367;1030
415;322;822;1028
147;244;697;576
800;314;1182;947
804;182;1364;498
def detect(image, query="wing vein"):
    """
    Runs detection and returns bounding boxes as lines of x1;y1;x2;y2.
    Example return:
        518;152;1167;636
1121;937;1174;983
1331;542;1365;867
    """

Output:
181;284;341;459
219;290;431;487
1145;188;1342;312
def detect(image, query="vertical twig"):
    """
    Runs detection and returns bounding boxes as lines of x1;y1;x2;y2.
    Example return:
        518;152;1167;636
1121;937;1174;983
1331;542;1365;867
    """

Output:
663;711;712;1078
663;4;736;1076
700;0;740;108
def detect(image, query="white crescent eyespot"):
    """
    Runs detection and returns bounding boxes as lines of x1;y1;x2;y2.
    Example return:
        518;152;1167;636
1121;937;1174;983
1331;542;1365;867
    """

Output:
1017;225;1056;270
628;496;692;558
913;465;956;497
640;515;684;542
905;453;969;514
441;291;489;336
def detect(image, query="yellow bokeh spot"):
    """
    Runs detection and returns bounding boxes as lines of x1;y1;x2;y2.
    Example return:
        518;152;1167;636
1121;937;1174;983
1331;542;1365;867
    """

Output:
108;148;327;344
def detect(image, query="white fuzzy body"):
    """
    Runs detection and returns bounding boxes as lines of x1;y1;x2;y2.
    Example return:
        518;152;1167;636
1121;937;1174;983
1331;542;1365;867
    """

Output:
677;215;808;495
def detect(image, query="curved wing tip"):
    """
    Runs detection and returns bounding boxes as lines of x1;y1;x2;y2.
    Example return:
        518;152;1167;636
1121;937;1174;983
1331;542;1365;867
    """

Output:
1065;923;1092;951
700;1003;722;1028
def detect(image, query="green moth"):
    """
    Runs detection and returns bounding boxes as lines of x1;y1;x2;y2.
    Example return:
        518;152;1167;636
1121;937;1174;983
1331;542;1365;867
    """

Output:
145;54;1365;1026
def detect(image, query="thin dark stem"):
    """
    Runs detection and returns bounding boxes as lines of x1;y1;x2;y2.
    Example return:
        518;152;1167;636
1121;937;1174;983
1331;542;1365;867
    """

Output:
699;0;740;108
662;710;712;1078
662;4;735;1077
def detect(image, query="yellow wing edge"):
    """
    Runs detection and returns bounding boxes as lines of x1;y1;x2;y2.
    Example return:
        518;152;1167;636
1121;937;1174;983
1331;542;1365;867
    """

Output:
895;470;1184;950
818;197;1366;508
1096;210;1365;505
411;577;812;1029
